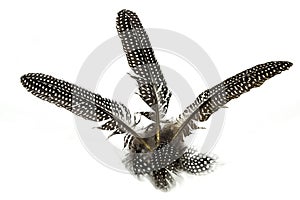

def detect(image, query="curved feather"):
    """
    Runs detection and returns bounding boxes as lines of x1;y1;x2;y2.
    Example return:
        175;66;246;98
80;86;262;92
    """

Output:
174;61;293;138
20;73;151;149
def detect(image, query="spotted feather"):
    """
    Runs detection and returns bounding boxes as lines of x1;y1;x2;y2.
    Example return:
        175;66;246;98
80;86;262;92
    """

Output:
116;9;172;144
174;61;293;138
20;73;148;144
20;9;293;192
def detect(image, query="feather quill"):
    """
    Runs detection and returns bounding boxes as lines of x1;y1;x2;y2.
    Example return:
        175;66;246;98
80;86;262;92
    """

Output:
174;61;293;139
20;73;152;149
116;9;172;143
19;9;293;191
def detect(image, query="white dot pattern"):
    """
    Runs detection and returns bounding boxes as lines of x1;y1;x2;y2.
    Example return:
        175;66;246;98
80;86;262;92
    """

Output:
20;73;139;138
177;61;293;137
152;168;175;191
116;9;172;120
127;147;216;189
180;148;216;175
20;9;293;192
131;144;180;175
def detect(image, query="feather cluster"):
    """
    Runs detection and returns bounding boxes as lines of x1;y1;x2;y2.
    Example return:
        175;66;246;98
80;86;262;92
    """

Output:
21;9;292;191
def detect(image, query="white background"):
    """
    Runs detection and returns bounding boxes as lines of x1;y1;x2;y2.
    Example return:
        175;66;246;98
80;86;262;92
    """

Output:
1;0;300;199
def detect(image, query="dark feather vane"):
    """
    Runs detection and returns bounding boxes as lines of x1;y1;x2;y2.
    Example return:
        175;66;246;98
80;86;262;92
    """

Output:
20;9;293;191
20;73;149;148
116;10;172;145
175;61;292;138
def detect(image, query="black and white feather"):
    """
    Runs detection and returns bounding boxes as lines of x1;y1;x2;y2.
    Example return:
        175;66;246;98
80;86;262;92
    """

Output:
20;73;143;140
20;9;293;191
174;61;293;139
116;10;172;143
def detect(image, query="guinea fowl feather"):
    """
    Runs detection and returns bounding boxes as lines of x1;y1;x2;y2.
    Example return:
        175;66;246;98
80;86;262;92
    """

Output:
116;10;172;143
174;61;293;138
20;9;293;191
20;73;151;149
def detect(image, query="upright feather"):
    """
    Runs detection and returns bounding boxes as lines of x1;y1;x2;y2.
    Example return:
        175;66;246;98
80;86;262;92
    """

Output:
116;9;172;144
